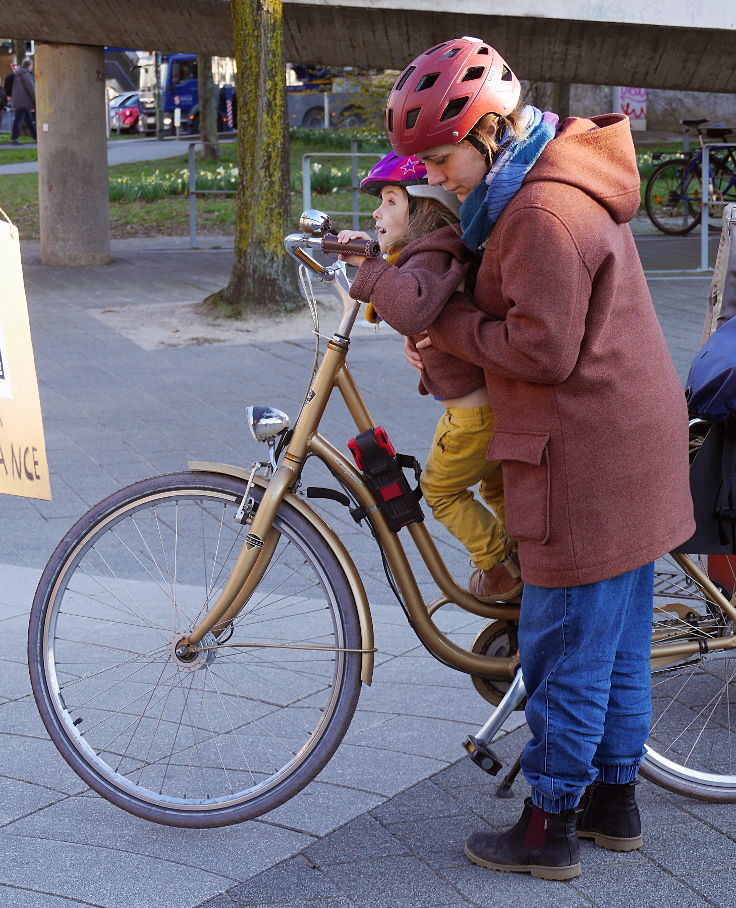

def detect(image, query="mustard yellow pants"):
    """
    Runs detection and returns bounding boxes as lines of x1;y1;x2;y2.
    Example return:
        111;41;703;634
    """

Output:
420;406;509;570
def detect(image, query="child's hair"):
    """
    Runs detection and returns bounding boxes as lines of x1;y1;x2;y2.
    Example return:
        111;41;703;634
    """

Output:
383;195;459;258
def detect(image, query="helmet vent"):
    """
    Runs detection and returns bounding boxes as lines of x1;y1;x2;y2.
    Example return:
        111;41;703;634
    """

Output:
439;97;469;121
424;43;445;55
501;65;514;82
461;66;485;82
394;66;415;92
438;48;461;60
416;72;440;92
405;108;421;129
476;47;489;55
387;108;394;132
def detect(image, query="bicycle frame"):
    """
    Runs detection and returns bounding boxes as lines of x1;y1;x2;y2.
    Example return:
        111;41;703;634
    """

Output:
179;220;736;683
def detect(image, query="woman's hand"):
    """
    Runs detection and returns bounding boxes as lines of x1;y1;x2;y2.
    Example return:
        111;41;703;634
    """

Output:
336;229;372;267
404;336;425;373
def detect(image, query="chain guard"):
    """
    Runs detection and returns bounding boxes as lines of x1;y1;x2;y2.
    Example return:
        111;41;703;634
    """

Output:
470;619;524;708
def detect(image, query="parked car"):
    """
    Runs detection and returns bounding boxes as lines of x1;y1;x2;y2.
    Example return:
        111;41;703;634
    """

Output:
109;92;140;133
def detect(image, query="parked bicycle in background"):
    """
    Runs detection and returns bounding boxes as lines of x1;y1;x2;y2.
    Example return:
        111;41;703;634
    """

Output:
645;119;736;234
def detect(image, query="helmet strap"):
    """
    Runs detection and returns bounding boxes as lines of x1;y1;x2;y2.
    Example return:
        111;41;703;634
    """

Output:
464;133;491;166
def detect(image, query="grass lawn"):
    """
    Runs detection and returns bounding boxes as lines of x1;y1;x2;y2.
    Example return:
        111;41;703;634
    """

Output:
0;129;389;239
0;132;38;164
0;129;682;240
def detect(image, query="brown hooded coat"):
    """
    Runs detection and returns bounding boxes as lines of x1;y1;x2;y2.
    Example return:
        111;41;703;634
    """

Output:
349;224;486;399
427;114;695;587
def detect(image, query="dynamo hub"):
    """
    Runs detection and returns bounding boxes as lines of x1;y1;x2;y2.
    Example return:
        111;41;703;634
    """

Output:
171;631;219;671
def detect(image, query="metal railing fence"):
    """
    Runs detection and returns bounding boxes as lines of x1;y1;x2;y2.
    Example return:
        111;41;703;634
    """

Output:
301;140;382;230
187;139;381;247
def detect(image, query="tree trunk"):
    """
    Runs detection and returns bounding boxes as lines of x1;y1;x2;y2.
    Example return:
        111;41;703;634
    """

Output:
198;55;219;161
207;0;296;316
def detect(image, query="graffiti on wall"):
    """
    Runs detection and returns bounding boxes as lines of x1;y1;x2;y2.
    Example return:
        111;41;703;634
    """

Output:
620;87;647;129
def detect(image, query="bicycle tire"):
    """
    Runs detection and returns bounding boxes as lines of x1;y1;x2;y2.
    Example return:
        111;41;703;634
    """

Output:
28;471;363;827
642;550;736;801
644;159;702;235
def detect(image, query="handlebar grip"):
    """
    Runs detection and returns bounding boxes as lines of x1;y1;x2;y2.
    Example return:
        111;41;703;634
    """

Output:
321;233;381;258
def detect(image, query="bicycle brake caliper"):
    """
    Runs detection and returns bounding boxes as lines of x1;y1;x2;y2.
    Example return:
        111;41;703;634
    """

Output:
235;462;263;524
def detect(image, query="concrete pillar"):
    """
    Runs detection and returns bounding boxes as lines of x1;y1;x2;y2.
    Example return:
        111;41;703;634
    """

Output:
36;43;110;265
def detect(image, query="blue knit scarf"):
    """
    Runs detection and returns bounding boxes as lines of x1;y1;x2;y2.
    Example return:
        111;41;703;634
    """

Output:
460;106;559;253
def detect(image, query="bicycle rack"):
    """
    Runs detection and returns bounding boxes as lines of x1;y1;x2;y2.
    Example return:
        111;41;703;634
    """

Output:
700;143;736;271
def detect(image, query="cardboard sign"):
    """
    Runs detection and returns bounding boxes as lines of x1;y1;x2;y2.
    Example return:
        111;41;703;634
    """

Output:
0;213;51;500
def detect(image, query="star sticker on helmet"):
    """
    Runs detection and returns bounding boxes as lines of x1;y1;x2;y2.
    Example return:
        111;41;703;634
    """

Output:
400;158;421;175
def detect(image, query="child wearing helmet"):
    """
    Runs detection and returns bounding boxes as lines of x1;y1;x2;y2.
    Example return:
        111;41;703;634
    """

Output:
336;150;522;602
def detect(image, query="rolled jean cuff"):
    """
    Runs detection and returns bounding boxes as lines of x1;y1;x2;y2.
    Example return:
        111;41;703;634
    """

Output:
531;789;581;814
595;761;641;785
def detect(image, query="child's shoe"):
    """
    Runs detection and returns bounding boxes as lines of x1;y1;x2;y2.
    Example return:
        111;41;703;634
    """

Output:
469;553;523;602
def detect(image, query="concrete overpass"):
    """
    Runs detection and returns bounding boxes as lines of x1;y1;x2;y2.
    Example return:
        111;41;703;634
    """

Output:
4;0;736;92
2;0;735;264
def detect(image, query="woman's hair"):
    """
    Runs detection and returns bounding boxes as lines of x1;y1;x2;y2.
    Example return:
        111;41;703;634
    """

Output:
466;101;527;161
383;194;459;257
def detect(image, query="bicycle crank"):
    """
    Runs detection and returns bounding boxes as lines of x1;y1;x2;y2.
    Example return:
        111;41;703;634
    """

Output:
469;619;524;708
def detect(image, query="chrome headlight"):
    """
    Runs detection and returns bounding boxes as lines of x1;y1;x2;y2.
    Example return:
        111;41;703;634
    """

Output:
245;405;290;443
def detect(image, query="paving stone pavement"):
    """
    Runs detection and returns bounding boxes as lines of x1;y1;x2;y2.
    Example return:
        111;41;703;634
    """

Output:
1;228;734;907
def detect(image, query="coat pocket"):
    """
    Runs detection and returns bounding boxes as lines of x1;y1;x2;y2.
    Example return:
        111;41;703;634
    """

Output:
487;431;551;544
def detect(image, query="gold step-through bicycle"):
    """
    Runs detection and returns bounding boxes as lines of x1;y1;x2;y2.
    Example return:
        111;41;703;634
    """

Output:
27;210;736;827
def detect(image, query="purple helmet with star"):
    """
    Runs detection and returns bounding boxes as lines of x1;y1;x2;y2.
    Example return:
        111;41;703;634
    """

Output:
359;152;427;195
359;151;461;217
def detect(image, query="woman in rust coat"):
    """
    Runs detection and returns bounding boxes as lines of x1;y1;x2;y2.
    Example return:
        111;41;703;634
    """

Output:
388;37;694;880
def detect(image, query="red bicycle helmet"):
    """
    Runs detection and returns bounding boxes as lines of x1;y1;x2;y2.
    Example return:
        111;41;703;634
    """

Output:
386;36;521;157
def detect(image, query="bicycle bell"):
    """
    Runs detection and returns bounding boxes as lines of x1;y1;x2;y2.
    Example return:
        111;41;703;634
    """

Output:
300;209;332;237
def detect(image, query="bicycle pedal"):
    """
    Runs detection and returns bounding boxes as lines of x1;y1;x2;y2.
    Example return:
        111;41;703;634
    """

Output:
462;734;502;776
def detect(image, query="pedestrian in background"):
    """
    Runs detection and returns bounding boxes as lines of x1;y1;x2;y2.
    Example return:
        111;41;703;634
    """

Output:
10;57;36;145
3;63;15;104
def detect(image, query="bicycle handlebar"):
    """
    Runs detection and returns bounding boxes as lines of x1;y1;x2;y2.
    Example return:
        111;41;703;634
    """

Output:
321;234;381;258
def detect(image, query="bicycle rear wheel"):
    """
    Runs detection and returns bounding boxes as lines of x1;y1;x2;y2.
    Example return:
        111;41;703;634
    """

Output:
643;551;736;801
28;471;363;826
644;159;702;235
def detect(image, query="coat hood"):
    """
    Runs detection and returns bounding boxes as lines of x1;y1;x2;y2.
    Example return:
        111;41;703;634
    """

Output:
524;114;641;224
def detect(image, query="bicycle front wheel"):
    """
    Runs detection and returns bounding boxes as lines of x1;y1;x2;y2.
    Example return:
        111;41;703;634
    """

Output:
28;471;363;827
644;159;702;235
643;552;736;801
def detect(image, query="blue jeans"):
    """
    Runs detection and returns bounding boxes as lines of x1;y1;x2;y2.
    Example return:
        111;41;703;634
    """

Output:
11;108;36;141
519;562;654;813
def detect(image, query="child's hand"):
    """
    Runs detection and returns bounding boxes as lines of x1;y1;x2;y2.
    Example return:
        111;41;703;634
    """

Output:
336;230;373;267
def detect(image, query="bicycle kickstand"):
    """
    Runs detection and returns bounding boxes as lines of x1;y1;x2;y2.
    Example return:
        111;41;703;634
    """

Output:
495;753;523;799
462;670;526;779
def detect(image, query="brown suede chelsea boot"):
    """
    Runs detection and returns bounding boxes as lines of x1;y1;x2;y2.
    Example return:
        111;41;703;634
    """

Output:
576;781;643;851
464;797;582;881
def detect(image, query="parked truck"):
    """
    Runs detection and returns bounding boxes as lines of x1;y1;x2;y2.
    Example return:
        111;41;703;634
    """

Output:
137;53;367;134
137;53;236;135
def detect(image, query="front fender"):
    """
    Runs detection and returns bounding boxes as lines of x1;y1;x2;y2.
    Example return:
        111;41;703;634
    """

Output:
189;460;374;684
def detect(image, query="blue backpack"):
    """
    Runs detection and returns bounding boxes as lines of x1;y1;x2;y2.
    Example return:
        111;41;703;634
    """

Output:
685;316;736;430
